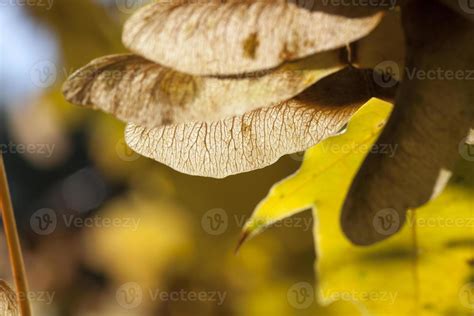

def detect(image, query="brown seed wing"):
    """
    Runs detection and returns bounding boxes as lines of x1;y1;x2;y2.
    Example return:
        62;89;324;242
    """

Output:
62;52;343;128
125;67;393;178
123;0;382;75
341;1;474;245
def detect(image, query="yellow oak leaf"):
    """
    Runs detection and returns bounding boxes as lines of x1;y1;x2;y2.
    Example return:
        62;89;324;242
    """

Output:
240;97;474;315
240;98;392;239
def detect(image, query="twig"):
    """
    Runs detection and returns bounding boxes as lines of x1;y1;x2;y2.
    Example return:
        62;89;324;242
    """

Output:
0;154;31;316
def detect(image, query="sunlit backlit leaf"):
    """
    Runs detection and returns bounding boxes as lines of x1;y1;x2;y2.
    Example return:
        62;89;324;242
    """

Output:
239;98;392;239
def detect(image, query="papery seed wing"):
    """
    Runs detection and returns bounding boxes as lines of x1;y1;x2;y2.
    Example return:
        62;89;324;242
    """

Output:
62;52;343;128
123;0;382;75
125;67;396;178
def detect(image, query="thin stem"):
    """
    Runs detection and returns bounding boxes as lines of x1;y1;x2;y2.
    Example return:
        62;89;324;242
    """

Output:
0;154;31;316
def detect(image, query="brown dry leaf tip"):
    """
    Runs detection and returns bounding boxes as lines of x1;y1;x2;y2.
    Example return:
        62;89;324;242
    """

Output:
0;280;18;316
125;67;398;178
122;0;383;76
341;0;474;246
62;51;344;128
234;230;251;255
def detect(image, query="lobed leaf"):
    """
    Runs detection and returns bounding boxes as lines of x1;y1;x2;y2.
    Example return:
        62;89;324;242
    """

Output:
317;183;474;316
236;98;473;315
238;98;392;240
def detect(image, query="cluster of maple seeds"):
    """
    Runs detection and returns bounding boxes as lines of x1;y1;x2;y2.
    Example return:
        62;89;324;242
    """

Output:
63;1;391;178
63;0;473;245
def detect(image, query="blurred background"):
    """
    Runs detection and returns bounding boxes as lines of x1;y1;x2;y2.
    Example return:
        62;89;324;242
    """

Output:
0;1;324;315
2;1;473;316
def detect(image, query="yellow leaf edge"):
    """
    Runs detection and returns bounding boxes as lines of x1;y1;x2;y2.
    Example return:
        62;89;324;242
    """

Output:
236;98;394;252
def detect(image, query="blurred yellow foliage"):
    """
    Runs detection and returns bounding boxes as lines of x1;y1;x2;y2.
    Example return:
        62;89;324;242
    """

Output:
83;194;194;288
242;98;474;315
